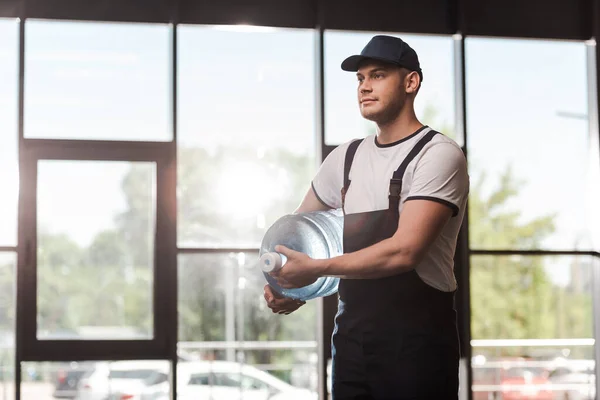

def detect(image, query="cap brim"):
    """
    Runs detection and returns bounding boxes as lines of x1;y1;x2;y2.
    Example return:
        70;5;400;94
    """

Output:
340;55;366;71
340;55;400;71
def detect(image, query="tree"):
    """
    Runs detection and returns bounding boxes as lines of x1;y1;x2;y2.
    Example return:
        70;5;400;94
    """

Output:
115;165;154;267
468;168;557;341
0;255;15;335
36;229;152;338
468;170;593;358
37;232;83;335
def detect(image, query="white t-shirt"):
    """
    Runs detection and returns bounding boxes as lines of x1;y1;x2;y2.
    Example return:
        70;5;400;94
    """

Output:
311;126;470;292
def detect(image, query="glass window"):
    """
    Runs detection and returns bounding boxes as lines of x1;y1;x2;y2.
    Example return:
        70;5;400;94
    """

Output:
215;373;241;387
470;255;596;400
0;19;18;246
21;360;170;399
24;20;171;141
466;38;595;250
587;50;600;252
188;373;210;385
36;160;156;340
242;375;269;390
177;25;317;248
324;30;456;145
178;253;318;395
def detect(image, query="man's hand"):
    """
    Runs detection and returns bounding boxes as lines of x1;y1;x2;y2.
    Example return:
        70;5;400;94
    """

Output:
269;245;322;289
263;285;305;315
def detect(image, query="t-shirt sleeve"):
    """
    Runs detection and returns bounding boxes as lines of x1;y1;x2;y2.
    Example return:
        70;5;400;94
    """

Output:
404;142;469;217
310;142;350;209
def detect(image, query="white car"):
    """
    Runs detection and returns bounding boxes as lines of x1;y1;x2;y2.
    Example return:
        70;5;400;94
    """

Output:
175;360;318;400
75;360;170;400
548;363;595;400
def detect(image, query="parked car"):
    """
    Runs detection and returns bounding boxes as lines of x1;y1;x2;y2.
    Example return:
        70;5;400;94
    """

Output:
75;360;170;400
473;357;553;400
52;362;97;399
174;360;317;400
54;352;195;399
500;366;553;400
547;361;595;400
63;358;316;400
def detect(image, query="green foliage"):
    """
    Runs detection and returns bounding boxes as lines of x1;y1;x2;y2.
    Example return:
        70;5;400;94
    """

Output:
36;230;152;337
468;169;559;344
469;167;556;249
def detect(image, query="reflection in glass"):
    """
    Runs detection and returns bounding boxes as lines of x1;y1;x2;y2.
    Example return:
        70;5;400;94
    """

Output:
177;26;316;248
0;19;18;246
178;253;318;396
324;30;456;145
466;38;595;250
470;255;596;400
36;161;156;340
21;360;170;400
24;19;171;141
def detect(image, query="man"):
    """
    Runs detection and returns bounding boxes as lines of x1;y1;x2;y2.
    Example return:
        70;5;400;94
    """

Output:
263;35;469;399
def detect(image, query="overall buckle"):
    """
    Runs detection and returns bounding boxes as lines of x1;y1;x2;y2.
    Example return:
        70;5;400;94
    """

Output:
388;178;402;198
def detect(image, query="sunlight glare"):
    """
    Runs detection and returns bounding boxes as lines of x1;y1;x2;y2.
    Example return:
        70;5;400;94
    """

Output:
215;162;278;218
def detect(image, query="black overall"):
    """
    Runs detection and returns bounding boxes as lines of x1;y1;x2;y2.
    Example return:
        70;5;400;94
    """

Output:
331;130;460;400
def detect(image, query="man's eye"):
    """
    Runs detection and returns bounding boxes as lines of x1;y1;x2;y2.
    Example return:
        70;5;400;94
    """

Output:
374;74;383;79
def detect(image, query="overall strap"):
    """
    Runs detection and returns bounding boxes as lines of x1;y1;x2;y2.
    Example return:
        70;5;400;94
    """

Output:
341;138;364;212
389;129;439;211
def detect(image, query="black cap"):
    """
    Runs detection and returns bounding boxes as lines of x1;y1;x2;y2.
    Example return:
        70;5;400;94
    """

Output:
341;35;423;82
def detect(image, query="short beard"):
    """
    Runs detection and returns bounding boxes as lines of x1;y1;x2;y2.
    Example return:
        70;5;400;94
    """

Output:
363;96;405;126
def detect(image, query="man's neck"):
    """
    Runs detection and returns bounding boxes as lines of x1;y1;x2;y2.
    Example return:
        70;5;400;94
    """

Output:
376;109;423;145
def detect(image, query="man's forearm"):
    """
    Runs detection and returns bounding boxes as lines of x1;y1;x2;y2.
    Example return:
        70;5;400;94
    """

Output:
318;237;418;279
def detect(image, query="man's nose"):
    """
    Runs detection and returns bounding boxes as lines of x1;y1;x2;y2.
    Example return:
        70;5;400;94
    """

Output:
360;80;372;93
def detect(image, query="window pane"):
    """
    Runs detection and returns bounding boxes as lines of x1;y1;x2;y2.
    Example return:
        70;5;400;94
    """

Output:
466;38;595;250
0;19;18;246
37;161;156;339
470;255;596;399
24;20;171;141
324;30;456;145
21;360;170;400
178;253;318;397
177;26;317;248
589;90;600;252
0;253;16;397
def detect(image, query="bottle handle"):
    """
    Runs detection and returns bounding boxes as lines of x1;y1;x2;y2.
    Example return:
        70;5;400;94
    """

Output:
259;252;288;273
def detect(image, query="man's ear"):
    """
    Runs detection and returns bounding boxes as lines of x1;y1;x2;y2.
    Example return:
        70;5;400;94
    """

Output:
405;71;420;94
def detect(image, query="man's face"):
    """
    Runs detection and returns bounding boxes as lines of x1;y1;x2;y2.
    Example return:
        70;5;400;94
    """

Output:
355;60;413;124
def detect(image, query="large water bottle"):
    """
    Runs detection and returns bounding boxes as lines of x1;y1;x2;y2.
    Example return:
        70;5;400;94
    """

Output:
258;209;344;301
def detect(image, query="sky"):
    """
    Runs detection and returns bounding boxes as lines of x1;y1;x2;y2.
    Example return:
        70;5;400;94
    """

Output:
0;19;599;288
